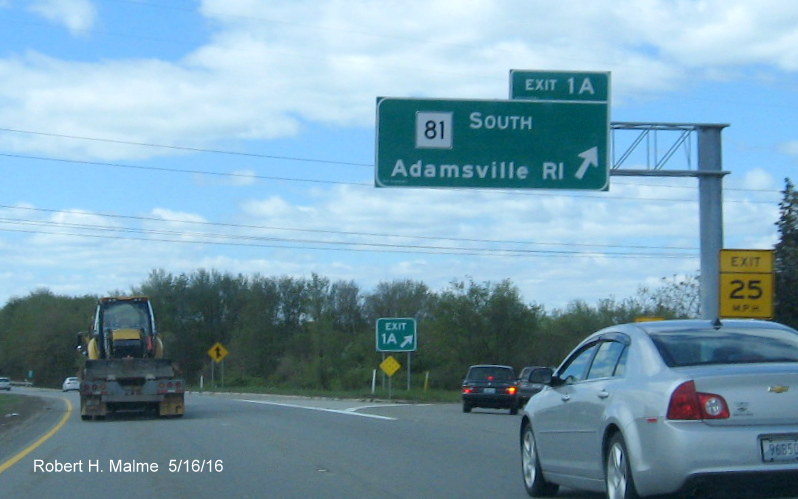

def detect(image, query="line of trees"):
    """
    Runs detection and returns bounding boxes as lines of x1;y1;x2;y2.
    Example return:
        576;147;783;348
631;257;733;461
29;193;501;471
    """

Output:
775;178;798;329
0;272;692;390
2;178;796;390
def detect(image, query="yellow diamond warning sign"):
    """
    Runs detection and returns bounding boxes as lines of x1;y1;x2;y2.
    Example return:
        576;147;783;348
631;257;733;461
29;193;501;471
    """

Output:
379;355;401;377
208;342;229;363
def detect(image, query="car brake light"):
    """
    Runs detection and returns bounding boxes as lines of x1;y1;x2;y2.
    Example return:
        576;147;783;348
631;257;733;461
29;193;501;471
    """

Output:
462;387;474;394
507;386;518;395
667;380;729;420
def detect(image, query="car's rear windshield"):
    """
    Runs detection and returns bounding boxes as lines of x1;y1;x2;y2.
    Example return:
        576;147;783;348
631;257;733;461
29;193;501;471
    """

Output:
467;366;515;381
649;326;798;367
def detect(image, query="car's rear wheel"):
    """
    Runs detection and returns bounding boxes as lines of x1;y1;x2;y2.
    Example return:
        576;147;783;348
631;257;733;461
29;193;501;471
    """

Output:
606;433;639;499
521;422;558;497
462;402;471;413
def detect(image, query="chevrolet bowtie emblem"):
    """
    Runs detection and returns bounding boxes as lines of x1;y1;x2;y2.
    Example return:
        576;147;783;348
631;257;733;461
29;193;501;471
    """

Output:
768;385;789;393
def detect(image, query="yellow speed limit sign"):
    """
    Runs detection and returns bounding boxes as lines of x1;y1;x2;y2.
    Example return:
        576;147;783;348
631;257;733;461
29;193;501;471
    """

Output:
719;249;774;319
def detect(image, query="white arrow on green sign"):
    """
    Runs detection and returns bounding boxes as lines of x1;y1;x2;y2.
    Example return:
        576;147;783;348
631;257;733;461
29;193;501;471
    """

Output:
376;318;417;352
375;96;608;190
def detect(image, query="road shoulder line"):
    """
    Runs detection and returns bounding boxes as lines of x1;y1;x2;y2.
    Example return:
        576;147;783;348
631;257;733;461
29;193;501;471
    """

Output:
0;397;72;474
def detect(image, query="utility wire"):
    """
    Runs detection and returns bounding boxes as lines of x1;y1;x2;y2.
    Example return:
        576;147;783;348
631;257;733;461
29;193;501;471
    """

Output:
0;204;698;252
0;152;356;186
0;128;370;168
0;223;696;260
0;151;779;205
0;127;785;196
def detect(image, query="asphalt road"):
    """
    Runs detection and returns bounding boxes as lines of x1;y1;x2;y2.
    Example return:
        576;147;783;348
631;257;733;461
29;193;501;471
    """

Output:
1;388;571;499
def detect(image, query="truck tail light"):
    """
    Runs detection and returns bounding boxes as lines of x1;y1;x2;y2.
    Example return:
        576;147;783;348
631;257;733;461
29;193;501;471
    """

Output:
158;380;185;394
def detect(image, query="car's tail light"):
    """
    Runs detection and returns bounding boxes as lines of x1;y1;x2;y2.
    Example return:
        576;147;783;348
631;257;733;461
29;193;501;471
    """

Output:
462;387;474;394
667;380;729;420
507;386;518;395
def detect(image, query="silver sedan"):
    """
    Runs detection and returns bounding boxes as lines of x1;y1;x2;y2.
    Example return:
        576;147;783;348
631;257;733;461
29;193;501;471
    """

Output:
520;319;798;498
62;376;80;391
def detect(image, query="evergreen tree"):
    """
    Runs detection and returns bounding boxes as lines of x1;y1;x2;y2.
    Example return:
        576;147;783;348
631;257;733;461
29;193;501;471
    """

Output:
775;178;798;328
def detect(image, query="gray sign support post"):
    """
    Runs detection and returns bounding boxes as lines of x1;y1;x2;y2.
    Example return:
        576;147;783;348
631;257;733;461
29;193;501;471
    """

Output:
697;125;728;320
610;122;729;320
505;71;729;320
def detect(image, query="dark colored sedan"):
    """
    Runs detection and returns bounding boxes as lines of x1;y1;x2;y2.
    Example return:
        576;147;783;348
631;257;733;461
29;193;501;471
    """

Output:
462;364;519;414
517;366;547;406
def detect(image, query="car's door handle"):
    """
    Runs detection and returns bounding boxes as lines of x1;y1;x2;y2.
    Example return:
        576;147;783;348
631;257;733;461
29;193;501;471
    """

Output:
598;390;609;399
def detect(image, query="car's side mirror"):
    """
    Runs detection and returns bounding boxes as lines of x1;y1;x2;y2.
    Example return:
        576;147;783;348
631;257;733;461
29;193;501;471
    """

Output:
76;332;87;356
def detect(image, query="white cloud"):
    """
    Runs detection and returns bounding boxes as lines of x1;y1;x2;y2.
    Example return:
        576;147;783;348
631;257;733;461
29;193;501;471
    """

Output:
149;208;208;224
28;0;97;35
0;0;794;161
780;141;798;157
741;168;776;190
0;0;794;309
648;0;798;71
241;196;299;218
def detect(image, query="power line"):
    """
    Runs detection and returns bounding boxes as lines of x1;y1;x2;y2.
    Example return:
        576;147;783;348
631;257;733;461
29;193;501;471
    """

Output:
0;152;356;186
0;127;785;195
0;222;697;260
0;128;370;168
0;204;698;252
0;150;780;205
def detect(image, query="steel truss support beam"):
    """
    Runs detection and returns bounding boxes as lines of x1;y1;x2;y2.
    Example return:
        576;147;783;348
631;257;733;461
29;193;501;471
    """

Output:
609;122;729;319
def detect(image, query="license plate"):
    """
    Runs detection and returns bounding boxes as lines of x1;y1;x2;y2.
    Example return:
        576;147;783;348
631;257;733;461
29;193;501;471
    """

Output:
761;436;798;462
483;388;495;394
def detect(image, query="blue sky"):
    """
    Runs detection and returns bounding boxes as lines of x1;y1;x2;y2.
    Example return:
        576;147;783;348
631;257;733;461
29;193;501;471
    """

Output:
0;0;796;309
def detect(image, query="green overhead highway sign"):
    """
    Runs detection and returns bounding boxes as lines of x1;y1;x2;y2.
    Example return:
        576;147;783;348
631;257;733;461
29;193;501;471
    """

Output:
509;70;609;102
376;318;417;352
375;96;609;190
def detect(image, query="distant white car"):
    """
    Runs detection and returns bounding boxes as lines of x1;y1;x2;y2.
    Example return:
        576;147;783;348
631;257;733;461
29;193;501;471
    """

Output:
62;376;80;392
521;319;798;498
0;377;10;391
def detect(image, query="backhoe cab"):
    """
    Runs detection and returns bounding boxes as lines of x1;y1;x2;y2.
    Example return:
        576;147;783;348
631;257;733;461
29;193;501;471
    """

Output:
88;296;163;359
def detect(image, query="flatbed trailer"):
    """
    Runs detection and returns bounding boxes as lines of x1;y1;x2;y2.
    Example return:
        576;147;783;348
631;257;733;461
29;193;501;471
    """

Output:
80;358;184;419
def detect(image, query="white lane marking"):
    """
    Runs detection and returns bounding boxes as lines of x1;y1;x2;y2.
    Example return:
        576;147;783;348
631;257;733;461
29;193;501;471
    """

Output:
237;399;397;420
343;403;425;413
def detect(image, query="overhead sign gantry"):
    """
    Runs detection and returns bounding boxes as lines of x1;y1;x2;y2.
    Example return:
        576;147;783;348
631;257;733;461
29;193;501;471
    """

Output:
375;69;729;320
